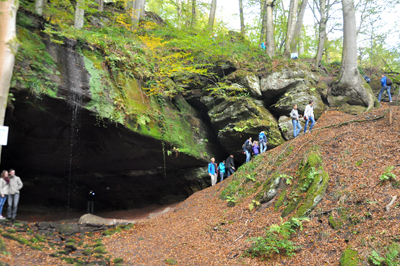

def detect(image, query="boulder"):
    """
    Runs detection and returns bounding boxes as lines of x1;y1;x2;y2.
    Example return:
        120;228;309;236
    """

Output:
56;224;81;235
260;67;318;101
270;82;325;119
226;72;262;97
208;98;284;162
89;16;104;28
78;214;120;226
278;116;306;140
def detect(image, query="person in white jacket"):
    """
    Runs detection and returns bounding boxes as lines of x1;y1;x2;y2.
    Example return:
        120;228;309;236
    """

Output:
0;171;9;219
290;104;302;137
7;169;23;222
303;101;315;133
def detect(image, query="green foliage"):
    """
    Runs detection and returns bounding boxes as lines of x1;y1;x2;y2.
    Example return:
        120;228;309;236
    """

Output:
380;166;396;182
300;167;318;192
369;243;400;266
278;173;294;185
249;199;260;212
244;218;307;259
113;257;124;263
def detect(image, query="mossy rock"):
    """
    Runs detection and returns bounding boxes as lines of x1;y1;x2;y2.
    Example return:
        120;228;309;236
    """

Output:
339;246;359;266
337;104;366;115
328;214;343;229
279;151;329;218
274;190;287;211
0;238;8;255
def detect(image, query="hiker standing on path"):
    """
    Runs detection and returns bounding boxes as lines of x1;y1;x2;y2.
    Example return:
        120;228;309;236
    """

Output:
290;104;302;138
0;171;9;219
225;155;235;177
259;131;267;154
218;160;226;182
304;101;315;134
87;190;95;214
7;169;23;223
378;74;393;103
243;137;253;163
208;158;218;186
252;141;260;156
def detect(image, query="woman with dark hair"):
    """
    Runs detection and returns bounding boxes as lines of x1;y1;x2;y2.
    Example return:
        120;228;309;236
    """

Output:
0;171;10;219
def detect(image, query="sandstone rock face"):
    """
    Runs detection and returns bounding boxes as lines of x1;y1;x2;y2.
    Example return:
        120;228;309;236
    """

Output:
278;116;306;140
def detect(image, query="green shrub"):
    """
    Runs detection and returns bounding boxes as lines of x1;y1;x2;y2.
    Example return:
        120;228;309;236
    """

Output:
244;218;307;259
380;166;396;182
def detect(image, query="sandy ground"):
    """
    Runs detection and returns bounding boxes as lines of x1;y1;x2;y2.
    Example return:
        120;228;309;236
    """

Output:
15;203;180;222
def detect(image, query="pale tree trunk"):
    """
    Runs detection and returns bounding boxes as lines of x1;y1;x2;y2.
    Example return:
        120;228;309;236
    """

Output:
265;0;275;57
330;0;374;109
191;0;196;28
260;0;268;43
0;0;19;162
291;0;308;53
208;0;217;30
74;0;85;29
98;0;104;12
131;0;146;26
239;0;245;35
177;0;182;18
35;0;44;15
315;0;327;67
284;0;299;57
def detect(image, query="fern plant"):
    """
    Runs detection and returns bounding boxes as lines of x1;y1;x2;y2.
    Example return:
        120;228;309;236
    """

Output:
380;166;396;182
369;247;399;266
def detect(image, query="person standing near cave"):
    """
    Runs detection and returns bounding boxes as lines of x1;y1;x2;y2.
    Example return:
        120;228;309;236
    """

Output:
218;160;226;182
303;101;315;134
87;190;95;214
225;155;235;177
0;171;10;219
7;169;23;223
208;158;217;186
243;137;253;163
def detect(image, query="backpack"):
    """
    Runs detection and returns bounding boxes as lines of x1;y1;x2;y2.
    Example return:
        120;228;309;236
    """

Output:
259;132;266;143
387;77;393;86
364;76;370;83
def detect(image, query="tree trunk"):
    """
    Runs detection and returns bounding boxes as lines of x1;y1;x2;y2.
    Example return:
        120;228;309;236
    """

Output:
291;0;308;53
329;0;374;109
35;0;44;15
98;0;104;12
315;0;327;67
284;0;299;57
131;0;145;27
0;0;19;162
177;0;182;18
239;0;245;35
191;0;196;28
265;0;275;57
260;0;268;43
208;0;217;30
74;0;85;29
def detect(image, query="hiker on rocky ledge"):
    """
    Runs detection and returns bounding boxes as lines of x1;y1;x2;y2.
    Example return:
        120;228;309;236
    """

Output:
378;74;393;103
87;190;95;214
208;158;217;186
290;104;302;137
243;137;253;163
7;169;23;223
304;101;315;134
225;155;235;177
258;131;267;154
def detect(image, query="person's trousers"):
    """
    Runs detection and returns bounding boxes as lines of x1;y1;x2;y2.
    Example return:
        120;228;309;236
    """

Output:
210;174;217;186
227;168;235;177
378;85;392;102
292;119;302;137
87;201;94;214
260;142;267;153
245;150;251;162
220;171;225;182
0;196;7;216
7;194;20;220
304;116;315;133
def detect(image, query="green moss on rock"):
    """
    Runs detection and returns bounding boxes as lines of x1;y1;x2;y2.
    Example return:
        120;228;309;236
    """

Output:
339;246;359;266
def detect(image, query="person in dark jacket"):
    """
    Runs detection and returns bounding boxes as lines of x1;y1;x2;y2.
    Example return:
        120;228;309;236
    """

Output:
225;155;235;177
87;190;95;214
243;137;253;163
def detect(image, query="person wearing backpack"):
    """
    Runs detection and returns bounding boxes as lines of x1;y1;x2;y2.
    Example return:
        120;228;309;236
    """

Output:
364;75;371;84
218;160;226;182
243;137;253;163
258;131;267;154
290;104;302;138
378;74;393;103
303;101;315;134
208;158;217;186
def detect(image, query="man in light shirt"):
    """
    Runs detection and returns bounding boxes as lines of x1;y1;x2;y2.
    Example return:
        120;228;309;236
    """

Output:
303;101;315;134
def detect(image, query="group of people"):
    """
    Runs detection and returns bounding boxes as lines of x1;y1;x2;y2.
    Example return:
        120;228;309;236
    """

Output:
290;100;316;137
242;131;268;163
207;155;236;186
0;169;23;222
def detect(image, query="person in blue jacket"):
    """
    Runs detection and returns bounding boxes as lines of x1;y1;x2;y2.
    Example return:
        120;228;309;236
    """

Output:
208;158;217;186
378;74;392;102
218;160;226;182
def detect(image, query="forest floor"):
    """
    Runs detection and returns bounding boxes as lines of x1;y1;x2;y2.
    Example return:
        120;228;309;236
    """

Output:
0;103;400;266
